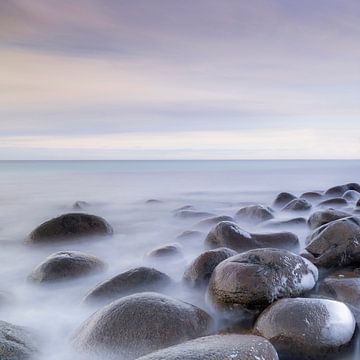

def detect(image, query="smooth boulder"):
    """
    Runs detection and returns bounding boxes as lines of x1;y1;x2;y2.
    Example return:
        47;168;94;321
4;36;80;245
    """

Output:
303;216;360;268
300;191;323;201
235;205;274;224
146;244;183;259
29;251;105;283
317;197;348;208
272;192;296;209
28;213;113;243
205;221;299;252
0;320;38;360
281;198;311;212
136;334;279;360
343;190;360;202
84;267;172;305
183;248;237;288
254;298;356;359
325;183;360;197
73;292;212;360
307;209;351;230
195;215;234;229
207;248;318;315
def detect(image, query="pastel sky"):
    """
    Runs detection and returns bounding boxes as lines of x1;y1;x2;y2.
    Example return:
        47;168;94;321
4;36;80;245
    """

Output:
1;0;359;159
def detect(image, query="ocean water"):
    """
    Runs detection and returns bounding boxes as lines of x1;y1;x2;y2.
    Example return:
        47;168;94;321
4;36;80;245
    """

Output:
0;160;359;359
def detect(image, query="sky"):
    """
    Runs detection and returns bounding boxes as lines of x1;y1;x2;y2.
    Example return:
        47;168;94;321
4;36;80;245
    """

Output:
0;0;359;159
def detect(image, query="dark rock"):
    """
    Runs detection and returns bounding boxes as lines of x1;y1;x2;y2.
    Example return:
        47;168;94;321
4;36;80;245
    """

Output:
317;197;348;208
73;292;213;360
0;320;38;360
254;298;355;360
300;191;323;201
308;209;351;230
29;251;105;283
205;221;299;252
357;199;360;208
28;213;113;243
136;334;279;360
325;183;360;197
343;190;360;202
272;192;297;208
207;248;318;316
195;215;234;229
281;198;312;212
303;216;360;268
174;210;214;220
235;205;274;224
146;244;183;259
176;230;203;241
84;267;172;305
72;201;90;210
145;199;162;204
183;248;237;288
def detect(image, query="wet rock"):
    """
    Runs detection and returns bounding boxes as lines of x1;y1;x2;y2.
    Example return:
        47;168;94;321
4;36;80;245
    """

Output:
72;201;90;210
260;217;306;230
145;199;162;204
146;243;183;259
303;216;360;268
136;334;279;360
84;267;172;305
73;292;213;360
207;248;318;316
235;205;274;224
272;192;297;209
174;210;214;220
317;197;348;208
343;190;360;202
29;251;105;283
195;215;234;229
205;221;299;252
176;230;203;241
308;209;351;230
325;183;360;197
357;199;360;208
281;198;312;212
300;191;323;201
28;213;113;243
0;320;38;360
254;298;356;360
183;248;237;288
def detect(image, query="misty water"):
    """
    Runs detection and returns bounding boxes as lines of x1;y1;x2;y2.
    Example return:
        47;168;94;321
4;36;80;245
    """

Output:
0;160;359;359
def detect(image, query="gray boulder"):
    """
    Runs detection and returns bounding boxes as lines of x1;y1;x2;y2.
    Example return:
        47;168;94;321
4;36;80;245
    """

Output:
307;209;351;230
29;251;105;283
0;320;38;360
254;298;356;359
325;183;360;197
317;197;348;208
146;244;183;259
28;213;113;243
207;248;318;316
281;198;312;212
300;191;323;201
235;205;274;224
73;292;213;360
136;334;279;360
195;215;234;229
205;221;299;252
84;267;172;305
272;192;297;209
343;190;360;202
183;248;237;288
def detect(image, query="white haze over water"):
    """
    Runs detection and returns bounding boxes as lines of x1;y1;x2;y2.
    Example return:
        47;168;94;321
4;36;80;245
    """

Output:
0;160;359;359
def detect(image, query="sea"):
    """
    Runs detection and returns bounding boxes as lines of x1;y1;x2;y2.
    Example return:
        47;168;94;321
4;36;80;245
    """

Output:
0;160;359;359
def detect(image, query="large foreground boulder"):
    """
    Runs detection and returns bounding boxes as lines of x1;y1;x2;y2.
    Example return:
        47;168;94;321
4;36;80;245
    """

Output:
29;251;105;283
307;209;351;230
235;205;274;224
207;248;318;316
303;216;360;268
0;320;38;360
136;334;279;360
73;292;212;360
84;267;172;305
205;221;299;252
254;298;356;359
183;248;237;288
28;213;113;243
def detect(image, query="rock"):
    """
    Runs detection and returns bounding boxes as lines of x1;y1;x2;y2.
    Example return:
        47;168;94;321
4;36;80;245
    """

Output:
343;190;360;202
325;183;360;197
29;251;105;283
260;217;306;230
173;205;195;212
317;197;348;208
146;244;183;259
176;230;203;241
303;216;360;268
281;198;312;212
300;191;323;201
0;320;38;360
254;298;356;359
174;210;214;219
28;213;113;243
72;201;90;210
183;248;237;288
195;215;234;229
207;248;318;316
205;221;299;252
84;267;172;305
136;334;279;360
308;209;351;230
235;205;274;224
145;199;162;204
357;199;360;208
272;192;297;208
73;292;213;360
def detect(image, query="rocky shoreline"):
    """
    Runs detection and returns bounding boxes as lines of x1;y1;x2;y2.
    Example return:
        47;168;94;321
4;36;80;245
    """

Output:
2;182;360;359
